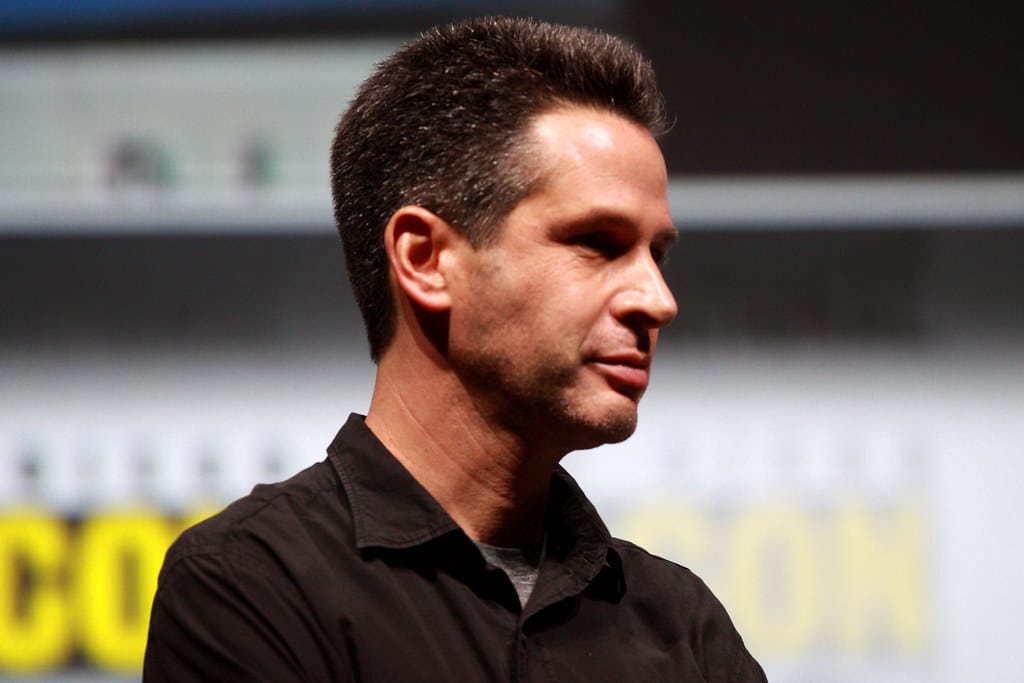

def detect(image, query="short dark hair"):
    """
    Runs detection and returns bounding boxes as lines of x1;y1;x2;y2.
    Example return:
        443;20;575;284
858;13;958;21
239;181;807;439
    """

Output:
330;16;668;360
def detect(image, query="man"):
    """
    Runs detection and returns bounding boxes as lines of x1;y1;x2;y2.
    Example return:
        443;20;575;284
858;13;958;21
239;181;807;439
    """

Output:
144;16;767;682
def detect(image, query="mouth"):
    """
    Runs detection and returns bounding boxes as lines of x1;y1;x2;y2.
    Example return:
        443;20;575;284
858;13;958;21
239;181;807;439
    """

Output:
589;354;651;396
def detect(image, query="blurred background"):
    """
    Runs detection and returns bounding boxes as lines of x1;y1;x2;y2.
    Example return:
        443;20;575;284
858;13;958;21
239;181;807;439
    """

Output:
1;1;1021;681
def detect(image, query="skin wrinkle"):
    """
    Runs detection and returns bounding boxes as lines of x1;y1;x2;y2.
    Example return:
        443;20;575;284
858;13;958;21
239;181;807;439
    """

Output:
368;104;676;547
144;21;765;682
368;314;550;544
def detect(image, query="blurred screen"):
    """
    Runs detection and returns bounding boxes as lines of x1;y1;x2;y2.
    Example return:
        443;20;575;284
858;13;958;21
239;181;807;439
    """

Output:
1;3;1021;682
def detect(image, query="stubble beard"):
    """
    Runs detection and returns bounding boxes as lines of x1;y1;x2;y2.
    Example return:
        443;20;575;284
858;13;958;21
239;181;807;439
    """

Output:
458;348;639;454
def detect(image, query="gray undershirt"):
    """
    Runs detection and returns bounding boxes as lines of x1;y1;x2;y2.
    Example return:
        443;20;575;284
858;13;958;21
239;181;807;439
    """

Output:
474;540;543;608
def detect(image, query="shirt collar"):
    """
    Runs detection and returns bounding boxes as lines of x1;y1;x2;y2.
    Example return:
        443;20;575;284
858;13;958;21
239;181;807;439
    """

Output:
327;413;624;598
328;414;460;550
541;464;625;604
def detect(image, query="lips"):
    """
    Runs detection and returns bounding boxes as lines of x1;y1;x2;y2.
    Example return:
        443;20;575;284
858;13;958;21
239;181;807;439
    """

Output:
589;353;651;395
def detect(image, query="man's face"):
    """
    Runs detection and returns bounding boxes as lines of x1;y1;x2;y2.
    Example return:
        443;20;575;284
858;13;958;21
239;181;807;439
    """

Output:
447;105;678;454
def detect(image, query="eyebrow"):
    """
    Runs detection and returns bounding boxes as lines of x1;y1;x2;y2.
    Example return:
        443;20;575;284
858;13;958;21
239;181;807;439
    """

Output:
649;230;678;269
554;210;680;244
652;226;680;251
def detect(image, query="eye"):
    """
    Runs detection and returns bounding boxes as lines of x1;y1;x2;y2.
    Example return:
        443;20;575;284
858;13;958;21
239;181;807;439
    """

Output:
573;231;626;258
651;244;671;268
651;232;678;268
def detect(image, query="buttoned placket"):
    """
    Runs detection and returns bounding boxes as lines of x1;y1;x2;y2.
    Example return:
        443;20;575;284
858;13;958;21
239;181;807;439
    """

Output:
508;541;615;682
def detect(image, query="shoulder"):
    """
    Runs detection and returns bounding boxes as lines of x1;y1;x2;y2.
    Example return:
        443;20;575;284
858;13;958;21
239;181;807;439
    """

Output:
145;459;356;681
610;537;720;608
160;457;351;583
609;538;769;683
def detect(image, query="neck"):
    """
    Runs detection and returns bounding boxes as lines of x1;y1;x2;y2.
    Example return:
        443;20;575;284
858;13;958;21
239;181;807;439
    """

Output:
366;338;559;547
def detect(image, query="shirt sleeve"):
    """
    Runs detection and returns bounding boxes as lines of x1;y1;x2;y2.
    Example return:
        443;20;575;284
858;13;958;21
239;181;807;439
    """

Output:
143;546;355;682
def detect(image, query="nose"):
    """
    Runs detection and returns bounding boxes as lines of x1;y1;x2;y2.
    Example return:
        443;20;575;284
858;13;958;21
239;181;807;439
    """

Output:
611;254;678;329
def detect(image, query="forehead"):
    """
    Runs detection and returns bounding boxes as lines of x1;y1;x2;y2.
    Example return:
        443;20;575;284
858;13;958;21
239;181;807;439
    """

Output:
528;105;667;185
529;105;638;149
511;105;673;233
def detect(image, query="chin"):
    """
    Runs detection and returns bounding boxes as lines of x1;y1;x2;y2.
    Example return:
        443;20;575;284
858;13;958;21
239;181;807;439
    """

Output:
561;403;639;450
596;413;639;444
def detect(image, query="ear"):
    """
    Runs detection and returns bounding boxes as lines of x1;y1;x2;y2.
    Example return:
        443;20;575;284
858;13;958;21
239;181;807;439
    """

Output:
384;206;458;312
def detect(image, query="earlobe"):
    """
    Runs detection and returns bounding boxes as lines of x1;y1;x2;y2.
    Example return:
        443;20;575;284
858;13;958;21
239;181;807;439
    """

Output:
384;206;455;312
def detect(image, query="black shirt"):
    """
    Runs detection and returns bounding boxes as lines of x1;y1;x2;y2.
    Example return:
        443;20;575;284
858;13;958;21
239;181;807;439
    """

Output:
144;414;767;682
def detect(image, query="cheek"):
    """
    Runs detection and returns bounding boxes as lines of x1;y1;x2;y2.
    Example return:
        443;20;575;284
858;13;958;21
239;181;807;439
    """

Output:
465;256;607;352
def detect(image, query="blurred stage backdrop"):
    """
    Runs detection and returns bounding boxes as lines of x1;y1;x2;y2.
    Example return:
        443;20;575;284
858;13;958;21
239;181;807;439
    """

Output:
1;1;1022;681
